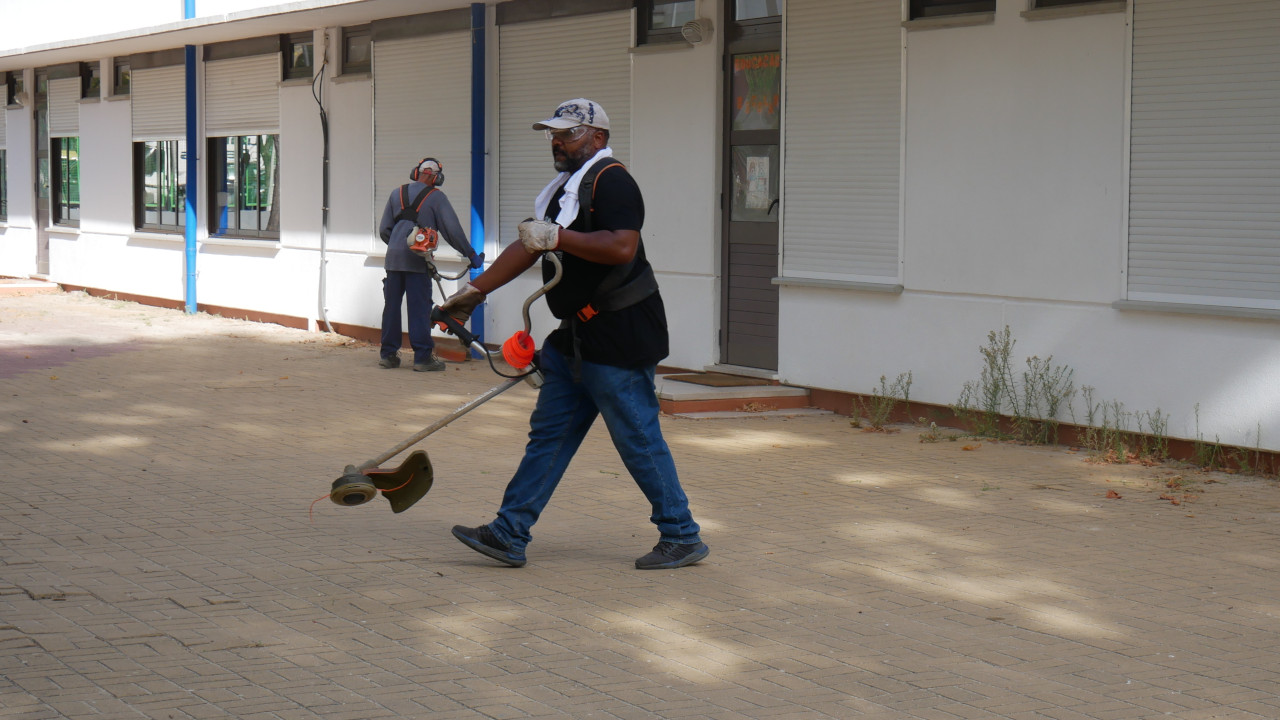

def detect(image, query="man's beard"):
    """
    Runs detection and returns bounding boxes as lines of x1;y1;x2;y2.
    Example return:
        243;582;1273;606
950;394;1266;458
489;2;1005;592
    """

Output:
553;143;594;173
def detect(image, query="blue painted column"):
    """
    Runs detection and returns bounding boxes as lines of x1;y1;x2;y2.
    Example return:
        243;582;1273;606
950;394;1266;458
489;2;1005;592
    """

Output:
468;2;486;346
183;0;198;314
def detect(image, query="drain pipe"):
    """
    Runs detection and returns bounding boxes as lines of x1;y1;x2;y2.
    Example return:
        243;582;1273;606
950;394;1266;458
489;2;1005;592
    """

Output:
468;3;487;348
183;0;198;314
313;30;335;333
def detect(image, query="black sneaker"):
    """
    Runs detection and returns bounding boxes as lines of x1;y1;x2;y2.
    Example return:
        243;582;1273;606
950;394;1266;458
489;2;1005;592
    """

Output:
378;354;401;369
451;525;526;567
635;541;709;570
414;356;446;372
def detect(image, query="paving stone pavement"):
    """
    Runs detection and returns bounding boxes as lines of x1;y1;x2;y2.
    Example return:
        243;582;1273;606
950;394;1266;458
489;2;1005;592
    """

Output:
2;291;1279;720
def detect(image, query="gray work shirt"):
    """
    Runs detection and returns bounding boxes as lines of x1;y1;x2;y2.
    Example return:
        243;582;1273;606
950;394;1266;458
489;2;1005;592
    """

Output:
378;182;475;273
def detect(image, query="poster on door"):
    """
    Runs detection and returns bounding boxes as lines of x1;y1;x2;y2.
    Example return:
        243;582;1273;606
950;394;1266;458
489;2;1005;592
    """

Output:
731;51;781;131
745;156;770;210
731;144;779;223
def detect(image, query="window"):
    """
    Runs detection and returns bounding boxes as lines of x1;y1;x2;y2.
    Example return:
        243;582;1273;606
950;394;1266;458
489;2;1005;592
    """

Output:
208;135;280;239
133;140;186;232
80;62;100;99
1035;0;1117;6
341;25;371;74
909;0;996;19
52;137;80;226
0;150;7;222
112;58;130;95
735;0;781;20
283;32;314;80
637;1;697;44
5;71;22;106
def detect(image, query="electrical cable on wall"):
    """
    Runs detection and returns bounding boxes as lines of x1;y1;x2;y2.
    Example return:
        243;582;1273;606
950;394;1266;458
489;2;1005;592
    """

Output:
312;34;335;334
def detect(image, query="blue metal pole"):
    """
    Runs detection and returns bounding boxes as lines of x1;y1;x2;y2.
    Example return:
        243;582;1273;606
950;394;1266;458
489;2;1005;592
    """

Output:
468;3;486;347
183;0;198;314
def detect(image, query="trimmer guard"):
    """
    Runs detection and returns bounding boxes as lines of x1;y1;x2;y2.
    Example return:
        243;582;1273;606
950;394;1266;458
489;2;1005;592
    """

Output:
330;450;434;513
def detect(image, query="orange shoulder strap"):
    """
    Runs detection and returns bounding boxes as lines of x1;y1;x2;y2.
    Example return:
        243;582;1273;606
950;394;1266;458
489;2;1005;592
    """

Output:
591;162;625;201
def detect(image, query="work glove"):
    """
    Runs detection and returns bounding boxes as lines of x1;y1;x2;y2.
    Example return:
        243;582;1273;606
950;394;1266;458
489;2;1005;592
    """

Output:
518;218;560;254
439;283;486;324
469;252;485;270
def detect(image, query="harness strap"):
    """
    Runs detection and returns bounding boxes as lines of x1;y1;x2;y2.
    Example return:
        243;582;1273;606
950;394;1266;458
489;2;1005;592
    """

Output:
584;162;624;232
395;185;436;225
553;158;656;379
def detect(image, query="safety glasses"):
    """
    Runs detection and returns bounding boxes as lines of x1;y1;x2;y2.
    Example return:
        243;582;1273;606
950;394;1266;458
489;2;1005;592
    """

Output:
545;125;592;143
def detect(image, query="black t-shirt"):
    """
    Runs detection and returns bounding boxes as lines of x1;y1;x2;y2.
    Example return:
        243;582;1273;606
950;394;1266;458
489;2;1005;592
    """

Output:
542;160;669;368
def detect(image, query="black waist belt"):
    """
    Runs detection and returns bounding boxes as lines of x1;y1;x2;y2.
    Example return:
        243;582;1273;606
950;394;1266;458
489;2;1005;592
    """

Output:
575;265;659;322
560;265;659;379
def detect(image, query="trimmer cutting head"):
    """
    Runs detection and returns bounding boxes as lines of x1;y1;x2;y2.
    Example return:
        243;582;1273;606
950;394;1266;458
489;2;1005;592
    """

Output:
329;450;434;513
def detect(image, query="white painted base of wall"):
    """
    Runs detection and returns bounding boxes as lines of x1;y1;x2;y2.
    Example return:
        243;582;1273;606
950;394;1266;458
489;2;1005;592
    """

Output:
0;227;38;278
780;288;1280;452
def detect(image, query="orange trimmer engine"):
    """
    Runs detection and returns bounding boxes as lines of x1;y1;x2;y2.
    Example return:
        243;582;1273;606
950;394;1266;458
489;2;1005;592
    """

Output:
407;226;439;258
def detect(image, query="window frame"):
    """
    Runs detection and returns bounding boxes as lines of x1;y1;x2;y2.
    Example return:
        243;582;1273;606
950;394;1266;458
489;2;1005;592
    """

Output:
133;139;187;233
909;0;997;19
5;70;22;106
341;25;372;75
111;58;130;96
51;136;81;227
207;134;281;240
80;61;100;99
636;0;698;46
282;32;315;80
0;149;8;222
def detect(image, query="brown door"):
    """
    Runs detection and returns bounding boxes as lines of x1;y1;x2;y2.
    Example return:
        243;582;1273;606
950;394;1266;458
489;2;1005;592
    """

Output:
720;1;781;370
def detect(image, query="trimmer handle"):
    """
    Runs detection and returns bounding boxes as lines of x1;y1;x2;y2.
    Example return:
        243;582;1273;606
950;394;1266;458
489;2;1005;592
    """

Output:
431;307;486;356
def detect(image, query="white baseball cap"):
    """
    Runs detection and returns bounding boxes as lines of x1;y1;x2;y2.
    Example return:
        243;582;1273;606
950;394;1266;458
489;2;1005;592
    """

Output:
532;98;610;131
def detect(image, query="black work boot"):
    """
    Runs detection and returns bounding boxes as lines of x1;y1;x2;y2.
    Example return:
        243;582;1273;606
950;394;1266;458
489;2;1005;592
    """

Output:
635;541;710;570
452;525;526;567
414;355;446;372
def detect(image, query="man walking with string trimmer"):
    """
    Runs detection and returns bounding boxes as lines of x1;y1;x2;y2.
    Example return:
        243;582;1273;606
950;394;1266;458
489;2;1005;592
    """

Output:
377;157;483;372
440;98;709;570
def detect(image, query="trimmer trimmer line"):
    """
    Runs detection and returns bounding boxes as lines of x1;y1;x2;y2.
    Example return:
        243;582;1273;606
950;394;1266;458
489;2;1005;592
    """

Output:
328;253;562;513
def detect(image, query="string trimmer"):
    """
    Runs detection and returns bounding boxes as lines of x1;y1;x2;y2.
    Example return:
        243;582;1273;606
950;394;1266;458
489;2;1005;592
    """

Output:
328;253;562;512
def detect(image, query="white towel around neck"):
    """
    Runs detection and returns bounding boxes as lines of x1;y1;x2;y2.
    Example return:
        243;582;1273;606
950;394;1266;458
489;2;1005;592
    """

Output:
533;146;614;226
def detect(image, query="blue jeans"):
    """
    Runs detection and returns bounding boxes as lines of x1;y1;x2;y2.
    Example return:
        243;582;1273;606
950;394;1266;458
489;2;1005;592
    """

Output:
489;343;701;554
380;271;434;363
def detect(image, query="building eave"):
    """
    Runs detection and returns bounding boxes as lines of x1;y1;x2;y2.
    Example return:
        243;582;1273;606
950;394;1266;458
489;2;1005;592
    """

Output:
0;0;474;70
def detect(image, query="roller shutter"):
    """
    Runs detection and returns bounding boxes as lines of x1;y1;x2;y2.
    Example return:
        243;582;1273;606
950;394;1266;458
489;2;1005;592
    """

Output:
497;11;630;246
48;77;81;137
1128;0;1280;309
372;31;472;236
782;0;901;283
132;65;185;140
205;54;280;137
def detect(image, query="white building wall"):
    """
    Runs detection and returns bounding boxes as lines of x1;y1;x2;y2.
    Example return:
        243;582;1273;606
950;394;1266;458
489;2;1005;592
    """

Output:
48;83;185;301
309;65;386;333
781;3;1280;452
5;1;1278;452
0;95;37;275
631;34;722;372
48;89;162;295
